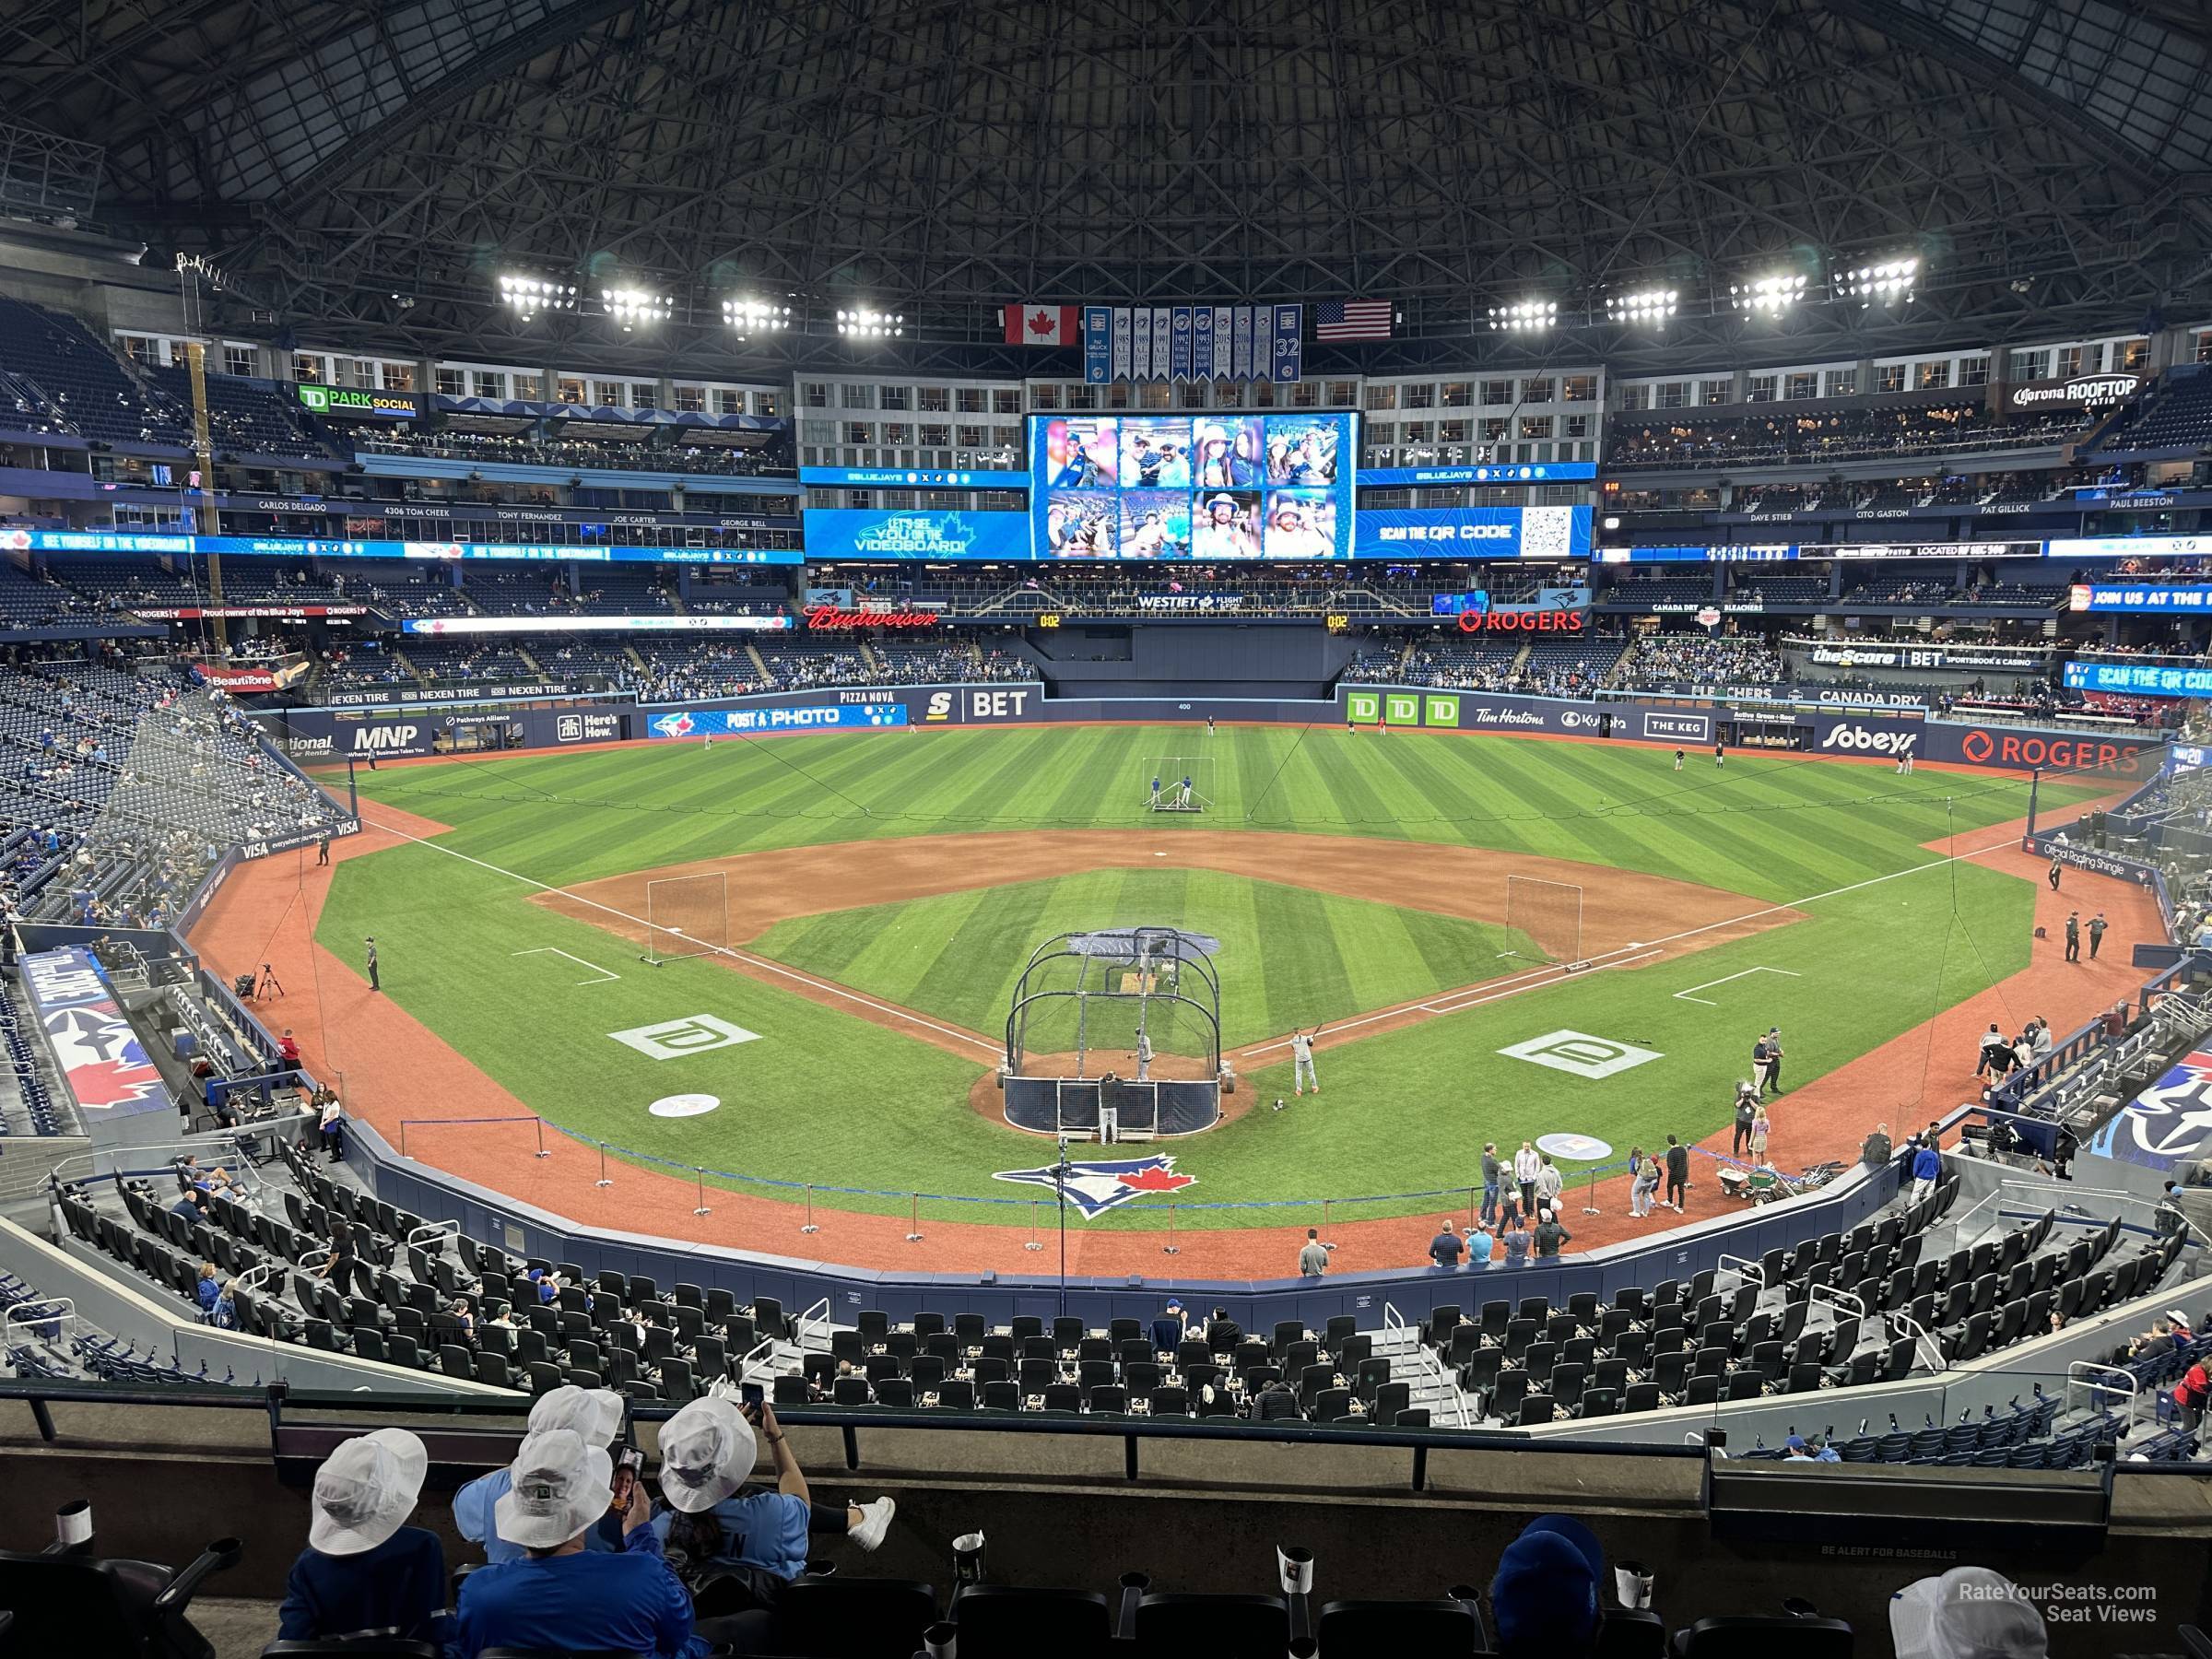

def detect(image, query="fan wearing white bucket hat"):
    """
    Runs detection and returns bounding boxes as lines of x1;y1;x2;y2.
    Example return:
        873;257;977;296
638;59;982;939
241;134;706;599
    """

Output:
278;1428;448;1645
1889;1566;2048;1659
454;1428;705;1659
453;1385;628;1564
652;1394;895;1586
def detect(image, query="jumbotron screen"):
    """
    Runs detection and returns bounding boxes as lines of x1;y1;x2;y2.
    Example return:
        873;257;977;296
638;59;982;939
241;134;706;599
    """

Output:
1028;411;1358;559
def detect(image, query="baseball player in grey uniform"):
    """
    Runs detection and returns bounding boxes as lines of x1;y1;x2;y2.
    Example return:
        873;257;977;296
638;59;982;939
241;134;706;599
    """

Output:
1290;1024;1324;1095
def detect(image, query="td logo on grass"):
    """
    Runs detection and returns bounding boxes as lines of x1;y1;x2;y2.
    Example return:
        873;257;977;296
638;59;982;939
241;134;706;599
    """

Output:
608;1014;761;1061
1498;1030;1662;1079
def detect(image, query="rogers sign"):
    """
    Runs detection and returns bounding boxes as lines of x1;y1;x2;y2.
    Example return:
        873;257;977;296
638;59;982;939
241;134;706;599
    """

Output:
1951;728;2156;773
1456;609;1584;634
804;604;940;631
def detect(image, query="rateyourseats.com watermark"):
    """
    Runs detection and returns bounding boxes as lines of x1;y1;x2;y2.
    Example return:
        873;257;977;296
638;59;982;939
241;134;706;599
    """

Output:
1960;1580;2160;1626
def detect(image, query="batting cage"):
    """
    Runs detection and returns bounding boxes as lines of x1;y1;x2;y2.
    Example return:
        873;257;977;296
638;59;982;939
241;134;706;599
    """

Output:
1001;926;1224;1138
641;871;730;963
1140;755;1216;814
1503;874;1586;967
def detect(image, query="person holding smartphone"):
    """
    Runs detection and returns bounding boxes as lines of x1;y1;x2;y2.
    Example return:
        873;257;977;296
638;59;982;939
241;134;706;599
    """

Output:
653;1390;896;1610
454;1385;628;1564
452;1428;700;1659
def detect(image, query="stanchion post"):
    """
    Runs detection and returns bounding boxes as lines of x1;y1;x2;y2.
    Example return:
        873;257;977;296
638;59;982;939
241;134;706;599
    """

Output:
594;1142;612;1189
906;1193;924;1242
1162;1203;1179;1255
801;1184;818;1236
398;1121;407;1159
534;1118;549;1159
692;1168;711;1217
1583;1166;1601;1217
1466;1186;1478;1228
1024;1198;1043;1252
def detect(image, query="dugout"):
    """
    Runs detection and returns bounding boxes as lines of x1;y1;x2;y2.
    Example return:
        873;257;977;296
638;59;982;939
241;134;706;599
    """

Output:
1000;926;1225;1138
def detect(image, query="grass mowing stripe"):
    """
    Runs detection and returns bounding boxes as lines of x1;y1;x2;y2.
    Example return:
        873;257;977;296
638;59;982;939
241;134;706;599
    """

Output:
336;725;2086;1228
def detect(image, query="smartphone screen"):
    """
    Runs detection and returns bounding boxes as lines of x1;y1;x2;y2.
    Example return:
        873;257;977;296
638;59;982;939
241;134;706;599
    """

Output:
740;1381;765;1407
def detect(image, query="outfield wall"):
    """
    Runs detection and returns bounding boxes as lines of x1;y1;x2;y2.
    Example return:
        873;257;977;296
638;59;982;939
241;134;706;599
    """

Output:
248;680;2170;780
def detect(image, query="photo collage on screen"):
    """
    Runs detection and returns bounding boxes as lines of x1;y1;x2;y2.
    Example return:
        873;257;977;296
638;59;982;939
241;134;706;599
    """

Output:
1030;411;1355;559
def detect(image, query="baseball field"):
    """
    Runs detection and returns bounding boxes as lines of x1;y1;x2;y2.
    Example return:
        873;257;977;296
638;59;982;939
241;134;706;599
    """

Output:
300;723;2102;1233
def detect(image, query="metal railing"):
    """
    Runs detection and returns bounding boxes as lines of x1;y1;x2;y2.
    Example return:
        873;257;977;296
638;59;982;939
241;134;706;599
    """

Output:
1889;1309;1947;1373
2065;1360;2142;1436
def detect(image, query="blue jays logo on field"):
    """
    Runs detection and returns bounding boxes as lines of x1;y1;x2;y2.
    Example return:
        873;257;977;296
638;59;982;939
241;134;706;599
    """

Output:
992;1155;1196;1218
2088;1050;2212;1171
653;712;698;737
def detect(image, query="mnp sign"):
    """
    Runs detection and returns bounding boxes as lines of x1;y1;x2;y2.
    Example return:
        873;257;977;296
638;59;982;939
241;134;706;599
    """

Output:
1499;1030;1663;1079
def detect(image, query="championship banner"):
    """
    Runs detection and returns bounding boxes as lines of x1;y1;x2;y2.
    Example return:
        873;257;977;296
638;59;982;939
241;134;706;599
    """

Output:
20;946;173;1118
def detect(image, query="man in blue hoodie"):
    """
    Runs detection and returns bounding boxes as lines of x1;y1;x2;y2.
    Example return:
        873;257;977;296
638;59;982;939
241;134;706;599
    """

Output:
1910;1135;1943;1205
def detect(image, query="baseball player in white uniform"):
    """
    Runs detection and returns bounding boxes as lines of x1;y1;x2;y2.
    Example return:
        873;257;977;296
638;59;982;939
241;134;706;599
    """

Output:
1135;1030;1154;1081
1290;1024;1323;1095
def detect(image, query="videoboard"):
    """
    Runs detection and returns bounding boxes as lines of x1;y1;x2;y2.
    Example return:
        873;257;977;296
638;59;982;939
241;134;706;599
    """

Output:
1029;411;1357;559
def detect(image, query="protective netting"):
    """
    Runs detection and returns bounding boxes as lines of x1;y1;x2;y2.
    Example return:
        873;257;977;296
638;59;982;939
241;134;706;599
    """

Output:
1504;873;1584;966
28;674;347;926
643;871;729;962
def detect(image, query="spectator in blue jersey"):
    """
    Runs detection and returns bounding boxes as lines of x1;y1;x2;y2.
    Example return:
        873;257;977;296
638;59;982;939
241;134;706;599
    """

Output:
453;1385;627;1564
1149;1299;1189;1354
452;1428;701;1659
278;1429;447;1645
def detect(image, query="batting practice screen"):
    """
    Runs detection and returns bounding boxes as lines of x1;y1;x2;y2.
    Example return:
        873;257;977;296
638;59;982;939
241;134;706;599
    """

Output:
643;871;730;962
1504;874;1585;965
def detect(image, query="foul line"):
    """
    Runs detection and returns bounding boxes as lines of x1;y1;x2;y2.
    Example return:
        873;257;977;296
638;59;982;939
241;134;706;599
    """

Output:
1239;827;2027;1060
361;814;1002;1055
512;947;621;986
1672;965;1802;1006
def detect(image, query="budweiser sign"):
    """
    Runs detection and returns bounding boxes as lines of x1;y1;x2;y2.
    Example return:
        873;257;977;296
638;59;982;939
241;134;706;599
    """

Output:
803;604;941;630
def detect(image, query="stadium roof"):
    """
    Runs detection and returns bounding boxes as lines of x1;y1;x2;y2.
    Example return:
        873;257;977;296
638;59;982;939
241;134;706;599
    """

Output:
6;0;2210;372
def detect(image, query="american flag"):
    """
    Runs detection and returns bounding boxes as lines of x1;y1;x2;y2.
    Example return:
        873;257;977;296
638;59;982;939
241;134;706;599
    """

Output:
1314;299;1394;340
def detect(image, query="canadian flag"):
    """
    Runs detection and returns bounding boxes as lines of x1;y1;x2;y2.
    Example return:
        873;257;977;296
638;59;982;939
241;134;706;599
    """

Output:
1004;303;1077;346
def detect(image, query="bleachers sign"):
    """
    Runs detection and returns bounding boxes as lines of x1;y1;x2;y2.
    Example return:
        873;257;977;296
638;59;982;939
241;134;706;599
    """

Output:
19;945;173;1124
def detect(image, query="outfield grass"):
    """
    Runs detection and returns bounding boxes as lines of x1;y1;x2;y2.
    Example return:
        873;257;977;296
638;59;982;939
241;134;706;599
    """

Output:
319;726;2089;1228
747;868;1529;1051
